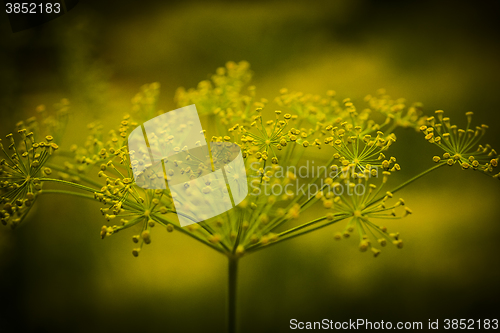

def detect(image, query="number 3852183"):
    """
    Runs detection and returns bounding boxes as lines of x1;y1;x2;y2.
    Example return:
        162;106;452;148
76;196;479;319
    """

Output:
6;3;61;14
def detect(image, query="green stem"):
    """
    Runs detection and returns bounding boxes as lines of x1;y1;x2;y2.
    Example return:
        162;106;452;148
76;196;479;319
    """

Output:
279;213;349;239
389;162;447;195
52;150;77;158
151;214;227;255
383;121;398;136
39;189;97;201
367;162;447;208
228;256;238;333
45;163;103;188
39;178;99;193
246;214;349;254
261;156;336;236
40;177;144;211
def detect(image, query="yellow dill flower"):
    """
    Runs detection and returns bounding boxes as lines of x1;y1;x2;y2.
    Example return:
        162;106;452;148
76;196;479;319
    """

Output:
0;101;71;229
330;171;408;257
69;114;138;178
275;89;341;124
326;122;399;174
174;61;254;130
241;108;304;163
421;110;499;178
130;82;161;122
97;115;237;256
92;117;178;254
0;130;58;228
6;63;494;261
23;99;70;141
4;63;500;333
364;89;425;130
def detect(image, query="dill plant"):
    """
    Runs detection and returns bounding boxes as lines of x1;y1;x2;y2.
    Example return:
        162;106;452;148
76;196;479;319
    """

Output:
1;61;499;333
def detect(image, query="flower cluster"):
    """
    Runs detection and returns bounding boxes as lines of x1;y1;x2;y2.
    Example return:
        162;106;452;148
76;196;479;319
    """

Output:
238;108;318;165
175;61;255;130
421;110;499;178
364;89;426;130
2;62;497;260
99;65;427;257
330;169;409;256
0;113;62;228
131;82;161;122
322;110;400;174
274;88;340;124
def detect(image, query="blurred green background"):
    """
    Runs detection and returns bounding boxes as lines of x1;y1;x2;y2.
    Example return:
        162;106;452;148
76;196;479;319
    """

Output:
1;0;500;332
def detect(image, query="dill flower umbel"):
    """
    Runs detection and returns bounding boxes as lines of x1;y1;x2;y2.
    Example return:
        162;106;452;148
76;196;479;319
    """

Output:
0;101;69;229
4;62;496;260
420;110;499;178
364;89;426;130
0;129;58;228
2;61;499;333
169;63;433;257
175;61;254;128
239;108;313;165
323;123;399;174
330;170;409;256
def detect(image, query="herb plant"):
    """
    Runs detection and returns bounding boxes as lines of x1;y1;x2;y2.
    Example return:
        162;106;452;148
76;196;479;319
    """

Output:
1;61;498;333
